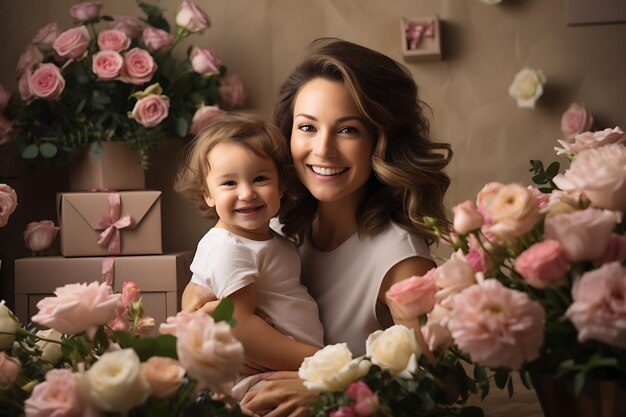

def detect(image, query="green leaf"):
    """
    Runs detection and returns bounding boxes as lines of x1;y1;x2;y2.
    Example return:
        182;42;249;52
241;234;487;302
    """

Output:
39;143;58;158
212;298;234;323
532;174;548;185
494;369;510;389
22;144;39;159
473;365;487;382
176;116;188;137
76;98;87;114
573;372;585;396
545;161;561;178
77;74;90;84
113;331;177;361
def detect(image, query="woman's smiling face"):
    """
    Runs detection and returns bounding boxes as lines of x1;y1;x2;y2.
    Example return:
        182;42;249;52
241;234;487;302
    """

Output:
290;77;376;205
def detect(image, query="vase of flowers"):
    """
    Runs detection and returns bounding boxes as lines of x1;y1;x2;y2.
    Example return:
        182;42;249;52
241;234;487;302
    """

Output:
0;0;244;172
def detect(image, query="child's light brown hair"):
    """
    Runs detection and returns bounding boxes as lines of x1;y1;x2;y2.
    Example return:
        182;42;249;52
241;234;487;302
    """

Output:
175;111;293;219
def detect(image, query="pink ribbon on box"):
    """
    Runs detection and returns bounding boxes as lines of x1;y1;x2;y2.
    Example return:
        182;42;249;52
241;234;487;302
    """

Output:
102;257;115;286
96;193;132;255
404;19;434;50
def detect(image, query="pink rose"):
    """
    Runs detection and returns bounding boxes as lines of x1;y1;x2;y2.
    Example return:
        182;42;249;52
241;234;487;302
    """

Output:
219;73;246;109
514;240;569;288
31;281;122;337
555;126;625;156
24;369;84;416
17;45;43;75
465;247;490;274
385;268;437;320
131;94;170;128
92;50;123;80
0;184;18;228
70;1;102;22
598;234;626;264
347;381;380;416
109;316;129;332
422;304;453;351
120;48;157;85
0;85;10;110
527;185;550;209
110;15;146;38
97;29;131;52
560;102;593;139
448;279;545;370
122;281;141;306
0;117;13;147
331;406;357;417
32;22;60;51
544;208;620;262
475;181;504;224
189;105;225;135
136;316;156;335
452;200;484;234
190;47;221;76
23;220;59;252
140;356;185;399
19;72;33;103
29;64;66;101
142;27;173;51
176;1;210;33
0;351;20;388
435;250;476;309
483;183;541;242
53;26;90;59
566;262;626;348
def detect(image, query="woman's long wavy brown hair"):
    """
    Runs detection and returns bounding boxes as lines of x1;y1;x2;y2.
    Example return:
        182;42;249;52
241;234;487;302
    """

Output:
274;38;452;246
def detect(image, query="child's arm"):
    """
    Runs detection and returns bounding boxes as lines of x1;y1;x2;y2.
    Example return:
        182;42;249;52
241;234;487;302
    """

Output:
229;283;320;371
181;282;217;313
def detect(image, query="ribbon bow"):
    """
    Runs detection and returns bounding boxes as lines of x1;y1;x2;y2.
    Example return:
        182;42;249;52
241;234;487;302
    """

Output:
96;193;132;255
404;19;435;50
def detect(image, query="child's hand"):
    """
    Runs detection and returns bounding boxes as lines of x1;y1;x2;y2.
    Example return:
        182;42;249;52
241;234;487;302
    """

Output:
181;282;217;313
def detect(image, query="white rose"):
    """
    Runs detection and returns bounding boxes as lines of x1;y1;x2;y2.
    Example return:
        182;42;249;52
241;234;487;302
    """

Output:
298;343;371;392
435;250;477;309
35;329;63;364
83;348;150;412
366;325;420;379
508;68;546;108
0;300;18;350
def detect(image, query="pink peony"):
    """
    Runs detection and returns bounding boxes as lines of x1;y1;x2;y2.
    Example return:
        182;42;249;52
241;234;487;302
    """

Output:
23;220;59;252
0;351;20;388
176;1;210;33
452;200;484;234
142;27;173;51
347;381;380;416
92;50;123;80
24;369;84;416
475;181;504;224
598;234;626;264
544;207;620;262
560;103;594;139
53;26;90;59
566;262;626;348
189;105;224;135
19;72;33;103
435;250;476;309
120;48;157;85
448;279;545;370
423;304;453;351
0;85;10;110
109;15;146;38
527;185;550;209
555;126;625;156
131;94;170;128
32;22;60;52
140;356;185;399
31;281;121;337
70;1;103;22
29;64;66;100
385;268;437;319
17;45;43;75
97;29;131;52
190;47;221;76
514;240;569;288
219;73;246;109
0;117;13;147
0;184;18;228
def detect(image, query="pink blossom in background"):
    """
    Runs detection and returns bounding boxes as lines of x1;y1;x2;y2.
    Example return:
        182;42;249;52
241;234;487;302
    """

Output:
544;207;620;262
122;281;141;306
566;262;626;348
465;248;489;274
176;1;210;33
18;72;33;103
527;185;550;209
158;311;195;336
189;105;224;135
448;279;545;370
598;234;626;264
131;94;170;128
97;29;131;52
0;351;20;388
110;15;146;38
92;50;123;80
0;117;13;147
385;268;437;319
190;47;221;76
17;45;43;75
219;73;246;109
31;22;60;51
331;407;357;417
109;316;129;332
23;220;59;252
140;356;185;399
475;181;504;224
467;234;495;274
53;26;90;59
514;240;569;289
347;381;380;416
70;1;103;22
120;48;157;85
555;126;625;157
142;27;173;51
29;64;66;100
31;281;121;337
0;85;10;110
483;183;541;242
136;316;156;335
435;250;476;309
560;103;594;139
423;304;453;351
24;369;84;416
0;184;18;228
452;200;484;234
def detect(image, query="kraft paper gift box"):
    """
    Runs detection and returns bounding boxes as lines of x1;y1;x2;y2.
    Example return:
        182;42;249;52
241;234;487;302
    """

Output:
58;191;162;257
14;252;193;333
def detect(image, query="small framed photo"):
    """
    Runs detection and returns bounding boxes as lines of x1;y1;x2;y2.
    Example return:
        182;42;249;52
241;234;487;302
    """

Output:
401;16;442;62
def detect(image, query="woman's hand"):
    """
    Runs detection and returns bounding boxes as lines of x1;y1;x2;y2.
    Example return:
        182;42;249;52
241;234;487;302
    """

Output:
241;371;317;417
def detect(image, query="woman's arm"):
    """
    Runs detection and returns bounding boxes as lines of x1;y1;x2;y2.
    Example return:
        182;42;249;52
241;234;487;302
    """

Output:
181;282;217;313
241;371;315;417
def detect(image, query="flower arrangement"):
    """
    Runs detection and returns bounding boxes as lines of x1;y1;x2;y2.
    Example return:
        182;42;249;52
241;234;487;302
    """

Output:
0;281;247;416
388;126;626;402
0;0;244;168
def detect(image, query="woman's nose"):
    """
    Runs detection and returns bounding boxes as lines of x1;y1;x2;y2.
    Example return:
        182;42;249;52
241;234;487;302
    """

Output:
313;131;337;158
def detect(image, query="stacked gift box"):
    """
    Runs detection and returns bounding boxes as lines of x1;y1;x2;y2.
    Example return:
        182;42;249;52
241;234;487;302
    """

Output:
14;142;192;329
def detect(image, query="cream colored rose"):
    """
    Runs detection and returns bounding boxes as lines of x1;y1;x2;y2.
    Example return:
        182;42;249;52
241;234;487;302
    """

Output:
508;68;546;108
83;348;150;412
542;189;587;217
141;356;185;399
0;300;18;350
366;325;420;379
35;329;63;364
484;183;540;241
298;343;371;392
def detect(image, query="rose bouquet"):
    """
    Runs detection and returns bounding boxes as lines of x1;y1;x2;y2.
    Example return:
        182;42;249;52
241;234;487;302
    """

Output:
391;126;626;401
0;0;244;168
0;281;246;416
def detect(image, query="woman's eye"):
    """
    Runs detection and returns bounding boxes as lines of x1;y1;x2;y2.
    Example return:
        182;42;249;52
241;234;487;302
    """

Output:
254;176;269;183
297;124;316;133
339;126;358;135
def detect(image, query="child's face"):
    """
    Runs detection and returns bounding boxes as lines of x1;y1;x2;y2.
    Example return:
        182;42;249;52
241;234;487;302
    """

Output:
204;141;282;240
